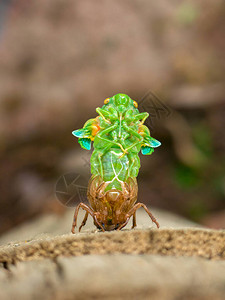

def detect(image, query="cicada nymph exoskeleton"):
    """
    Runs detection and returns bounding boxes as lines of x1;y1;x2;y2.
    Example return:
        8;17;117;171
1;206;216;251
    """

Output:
71;94;161;232
72;175;137;232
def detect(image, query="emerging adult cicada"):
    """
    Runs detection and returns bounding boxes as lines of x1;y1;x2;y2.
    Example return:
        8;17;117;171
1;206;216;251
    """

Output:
71;93;161;232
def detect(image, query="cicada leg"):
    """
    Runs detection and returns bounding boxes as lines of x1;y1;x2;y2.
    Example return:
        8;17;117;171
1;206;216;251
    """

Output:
129;203;159;228
126;153;140;178
93;212;105;232
92;145;115;178
71;203;96;233
117;203;159;231
131;212;137;229
120;122;144;157
79;211;89;232
116;216;130;231
134;112;149;125
79;211;106;232
96;122;127;155
72;202;106;233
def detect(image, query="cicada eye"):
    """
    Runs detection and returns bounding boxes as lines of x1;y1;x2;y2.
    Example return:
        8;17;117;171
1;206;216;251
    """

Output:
133;101;138;108
104;98;110;104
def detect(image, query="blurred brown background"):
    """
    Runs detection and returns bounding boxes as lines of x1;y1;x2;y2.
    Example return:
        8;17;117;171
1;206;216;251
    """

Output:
0;0;224;235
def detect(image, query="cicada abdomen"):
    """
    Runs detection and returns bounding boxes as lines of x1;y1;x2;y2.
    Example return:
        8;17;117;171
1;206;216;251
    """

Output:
71;94;161;232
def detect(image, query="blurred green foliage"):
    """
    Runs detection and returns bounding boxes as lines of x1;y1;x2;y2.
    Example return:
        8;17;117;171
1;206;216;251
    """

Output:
192;122;213;159
174;164;201;189
187;198;208;222
176;3;198;25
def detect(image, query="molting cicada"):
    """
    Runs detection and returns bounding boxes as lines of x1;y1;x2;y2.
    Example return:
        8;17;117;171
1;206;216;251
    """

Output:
71;93;161;232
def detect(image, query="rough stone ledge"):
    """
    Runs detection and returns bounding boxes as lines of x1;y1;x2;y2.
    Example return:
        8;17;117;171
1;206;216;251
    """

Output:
0;254;225;300
0;228;224;265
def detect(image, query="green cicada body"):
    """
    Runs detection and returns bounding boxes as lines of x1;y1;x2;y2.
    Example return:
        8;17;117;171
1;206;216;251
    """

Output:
71;94;161;232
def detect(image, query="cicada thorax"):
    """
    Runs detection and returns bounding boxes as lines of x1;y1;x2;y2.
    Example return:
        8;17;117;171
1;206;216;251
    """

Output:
87;173;138;231
87;111;141;230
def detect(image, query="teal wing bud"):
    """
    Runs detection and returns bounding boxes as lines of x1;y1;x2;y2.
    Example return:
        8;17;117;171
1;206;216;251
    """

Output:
72;118;100;151
141;146;154;155
72;129;92;150
78;138;91;150
145;136;161;148
141;137;160;155
72;129;89;138
139;124;161;155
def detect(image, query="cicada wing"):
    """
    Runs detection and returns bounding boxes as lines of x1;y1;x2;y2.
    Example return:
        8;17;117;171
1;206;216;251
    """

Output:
72;129;89;138
72;129;92;150
72;118;100;150
145;136;161;148
78;138;91;150
141;136;161;155
138;124;161;155
141;146;154;155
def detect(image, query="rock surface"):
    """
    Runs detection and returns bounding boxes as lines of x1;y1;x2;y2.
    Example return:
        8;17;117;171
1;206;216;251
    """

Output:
0;209;224;299
0;255;225;300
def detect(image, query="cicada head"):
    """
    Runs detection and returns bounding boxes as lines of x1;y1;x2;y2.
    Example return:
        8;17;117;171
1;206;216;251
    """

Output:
103;93;139;114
